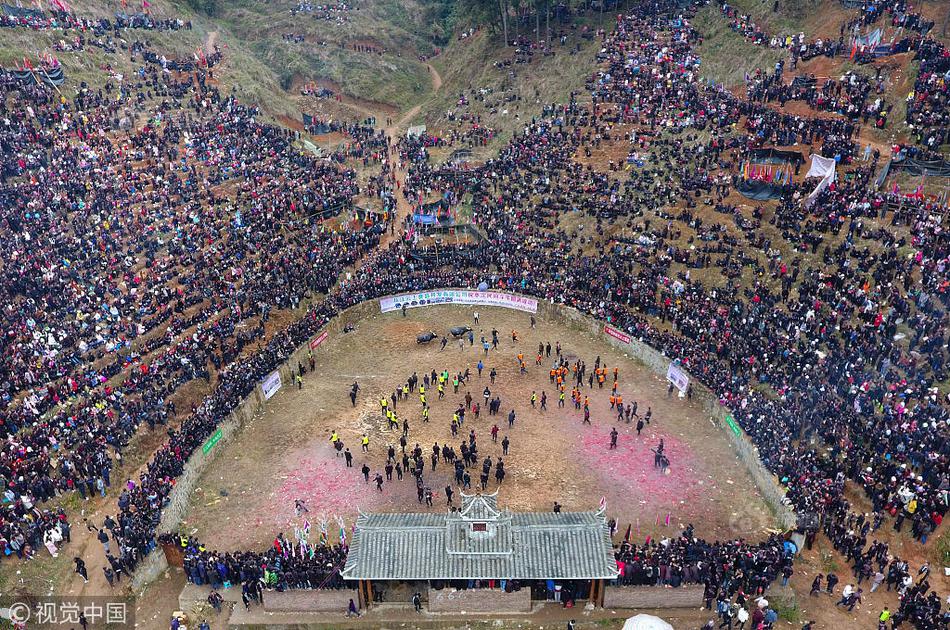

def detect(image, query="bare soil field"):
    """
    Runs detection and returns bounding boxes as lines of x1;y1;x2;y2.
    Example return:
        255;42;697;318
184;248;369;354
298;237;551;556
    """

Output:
180;304;776;553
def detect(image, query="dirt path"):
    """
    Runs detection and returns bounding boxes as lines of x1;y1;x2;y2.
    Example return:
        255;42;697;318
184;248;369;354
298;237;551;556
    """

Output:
204;30;218;55
427;63;442;91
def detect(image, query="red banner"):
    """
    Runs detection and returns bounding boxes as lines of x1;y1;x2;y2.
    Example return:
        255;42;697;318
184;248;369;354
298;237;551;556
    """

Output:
604;324;631;344
309;331;329;349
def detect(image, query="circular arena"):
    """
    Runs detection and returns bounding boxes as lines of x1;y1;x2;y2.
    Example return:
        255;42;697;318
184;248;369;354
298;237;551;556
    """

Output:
1;0;948;628
180;299;774;551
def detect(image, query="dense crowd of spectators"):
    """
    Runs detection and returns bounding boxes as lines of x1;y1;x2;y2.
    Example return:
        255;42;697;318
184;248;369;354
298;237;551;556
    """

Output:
1;0;948;625
0;30;374;566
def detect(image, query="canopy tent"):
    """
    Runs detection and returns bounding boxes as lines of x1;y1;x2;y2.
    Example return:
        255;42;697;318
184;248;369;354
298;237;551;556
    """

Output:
805;154;837;207
621;614;675;630
406;125;427;138
891;157;950;178
790;76;816;89
853;28;882;48
4;66;65;86
447;148;472;166
2;4;44;18
749;147;805;165
737;179;785;201
412;197;455;227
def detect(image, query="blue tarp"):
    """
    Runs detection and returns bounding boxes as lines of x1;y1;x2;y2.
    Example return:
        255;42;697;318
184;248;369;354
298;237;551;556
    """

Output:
412;213;440;225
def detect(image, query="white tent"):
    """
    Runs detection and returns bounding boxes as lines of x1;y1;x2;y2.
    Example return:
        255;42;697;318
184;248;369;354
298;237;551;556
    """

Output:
804;154;837;207
621;614;675;630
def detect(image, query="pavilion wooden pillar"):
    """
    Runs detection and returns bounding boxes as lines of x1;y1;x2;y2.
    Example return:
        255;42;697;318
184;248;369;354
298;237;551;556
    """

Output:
588;579;605;607
358;579;373;609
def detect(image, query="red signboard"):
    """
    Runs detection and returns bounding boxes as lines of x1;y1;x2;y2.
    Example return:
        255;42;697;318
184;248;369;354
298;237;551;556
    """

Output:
604;324;631;345
309;331;329;350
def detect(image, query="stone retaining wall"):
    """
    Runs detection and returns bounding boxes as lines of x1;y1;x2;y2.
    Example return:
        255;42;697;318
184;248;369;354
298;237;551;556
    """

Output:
263;588;355;612
603;584;704;609
427;587;531;613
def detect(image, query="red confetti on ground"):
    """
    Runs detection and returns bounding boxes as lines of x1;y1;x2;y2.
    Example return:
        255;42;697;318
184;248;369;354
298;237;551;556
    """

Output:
578;428;702;517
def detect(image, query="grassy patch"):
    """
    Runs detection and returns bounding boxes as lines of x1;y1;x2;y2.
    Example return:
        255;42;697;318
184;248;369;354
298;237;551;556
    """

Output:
819;549;840;573
423;11;615;149
692;5;786;88
0;549;72;598
934;527;950;566
775;600;802;622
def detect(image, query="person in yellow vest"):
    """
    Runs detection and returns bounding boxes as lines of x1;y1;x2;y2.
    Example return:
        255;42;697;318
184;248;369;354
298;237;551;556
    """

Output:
380;398;388;412
420;392;427;406
330;430;340;444
530;391;537;407
360;434;370;452
419;384;425;395
402;384;409;398
438;383;445;399
422;405;429;422
559;390;566;408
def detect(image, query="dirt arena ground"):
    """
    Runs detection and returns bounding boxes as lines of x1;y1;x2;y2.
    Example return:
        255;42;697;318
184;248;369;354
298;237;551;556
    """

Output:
180;304;775;552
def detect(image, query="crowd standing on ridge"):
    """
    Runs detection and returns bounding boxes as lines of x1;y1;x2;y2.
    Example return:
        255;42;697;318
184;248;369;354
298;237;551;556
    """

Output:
1;0;949;627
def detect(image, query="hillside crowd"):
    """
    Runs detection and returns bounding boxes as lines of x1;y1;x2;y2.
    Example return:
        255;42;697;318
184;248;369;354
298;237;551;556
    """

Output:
0;0;949;627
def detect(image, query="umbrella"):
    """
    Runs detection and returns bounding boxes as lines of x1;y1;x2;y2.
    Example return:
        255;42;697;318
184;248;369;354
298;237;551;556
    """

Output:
621;614;675;630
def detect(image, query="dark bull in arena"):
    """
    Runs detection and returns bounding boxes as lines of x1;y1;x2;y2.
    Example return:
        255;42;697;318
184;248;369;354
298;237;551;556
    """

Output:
449;326;472;338
416;331;438;343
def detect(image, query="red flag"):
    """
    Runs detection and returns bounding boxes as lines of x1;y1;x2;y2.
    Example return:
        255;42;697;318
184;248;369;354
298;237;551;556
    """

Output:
623;523;631;543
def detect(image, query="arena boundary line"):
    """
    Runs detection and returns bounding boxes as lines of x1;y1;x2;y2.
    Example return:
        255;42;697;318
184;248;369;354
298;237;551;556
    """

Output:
131;290;795;588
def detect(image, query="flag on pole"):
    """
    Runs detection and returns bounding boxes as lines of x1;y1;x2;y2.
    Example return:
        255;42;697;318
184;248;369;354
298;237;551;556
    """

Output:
337;516;346;547
623;523;631;543
599;496;607;512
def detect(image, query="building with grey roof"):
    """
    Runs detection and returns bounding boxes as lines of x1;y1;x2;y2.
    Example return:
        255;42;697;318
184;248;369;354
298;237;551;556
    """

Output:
342;492;618;609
